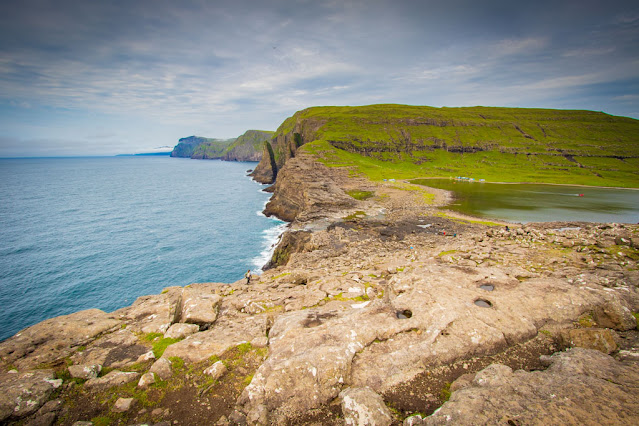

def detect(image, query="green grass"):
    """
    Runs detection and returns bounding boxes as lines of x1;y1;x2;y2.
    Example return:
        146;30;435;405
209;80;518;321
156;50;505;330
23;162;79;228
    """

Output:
346;190;375;200
272;104;639;188
343;210;367;221
440;382;452;402
152;337;183;358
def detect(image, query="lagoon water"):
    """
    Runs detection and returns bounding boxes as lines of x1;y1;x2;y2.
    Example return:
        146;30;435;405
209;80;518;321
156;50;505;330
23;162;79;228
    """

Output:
0;156;285;341
413;179;639;224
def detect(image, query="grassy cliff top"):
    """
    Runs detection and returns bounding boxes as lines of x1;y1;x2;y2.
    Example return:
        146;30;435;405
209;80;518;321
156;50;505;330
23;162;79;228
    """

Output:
275;104;639;188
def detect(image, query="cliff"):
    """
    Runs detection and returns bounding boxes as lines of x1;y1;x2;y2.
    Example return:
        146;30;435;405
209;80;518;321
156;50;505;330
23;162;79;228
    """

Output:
191;139;236;159
221;130;274;162
171;130;273;161
170;136;232;158
251;104;639;187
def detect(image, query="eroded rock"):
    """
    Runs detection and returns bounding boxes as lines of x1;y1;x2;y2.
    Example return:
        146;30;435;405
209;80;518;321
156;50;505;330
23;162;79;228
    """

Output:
84;371;140;391
0;369;60;422
561;328;618;354
0;309;120;370
149;358;172;381
164;323;200;339
425;348;639;425
203;361;227;381
70;329;148;369
179;286;222;328
68;364;101;380
340;387;392;426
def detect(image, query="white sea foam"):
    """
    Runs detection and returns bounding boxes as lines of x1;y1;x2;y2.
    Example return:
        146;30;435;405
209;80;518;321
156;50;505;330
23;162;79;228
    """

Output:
252;220;289;272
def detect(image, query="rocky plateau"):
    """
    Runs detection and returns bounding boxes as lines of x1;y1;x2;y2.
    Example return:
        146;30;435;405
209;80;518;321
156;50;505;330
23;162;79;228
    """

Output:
1;152;639;425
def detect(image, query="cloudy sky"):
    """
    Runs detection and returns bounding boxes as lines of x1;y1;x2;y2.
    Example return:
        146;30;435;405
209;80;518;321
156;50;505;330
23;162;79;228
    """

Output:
0;0;637;156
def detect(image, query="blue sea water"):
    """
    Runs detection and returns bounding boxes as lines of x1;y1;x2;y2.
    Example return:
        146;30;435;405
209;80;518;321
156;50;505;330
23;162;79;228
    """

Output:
0;156;286;342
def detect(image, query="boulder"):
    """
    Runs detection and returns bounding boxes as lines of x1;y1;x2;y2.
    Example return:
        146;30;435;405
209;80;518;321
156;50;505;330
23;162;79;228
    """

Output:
149;358;173;381
138;372;155;388
113;287;182;334
203;361;227;381
112;397;135;413
162;313;267;363
340;387;392;426
0;309;120;370
164;323;200;340
84;371;140;391
68;364;101;380
179;286;222;328
425;348;639;425
137;351;155;362
0;369;61;422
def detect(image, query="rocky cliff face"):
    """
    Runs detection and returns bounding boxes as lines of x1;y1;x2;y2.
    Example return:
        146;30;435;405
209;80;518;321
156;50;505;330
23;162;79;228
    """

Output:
170;136;218;157
250;114;326;184
262;152;356;222
221;130;273;162
190;139;235;159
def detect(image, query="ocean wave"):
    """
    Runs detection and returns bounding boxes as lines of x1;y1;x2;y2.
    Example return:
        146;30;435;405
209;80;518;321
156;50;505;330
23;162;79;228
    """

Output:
251;220;288;272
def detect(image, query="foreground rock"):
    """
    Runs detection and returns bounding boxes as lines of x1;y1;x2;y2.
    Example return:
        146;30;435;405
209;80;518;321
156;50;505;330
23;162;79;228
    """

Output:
427;348;639;425
0;309;120;371
340;387;392;426
0;370;61;422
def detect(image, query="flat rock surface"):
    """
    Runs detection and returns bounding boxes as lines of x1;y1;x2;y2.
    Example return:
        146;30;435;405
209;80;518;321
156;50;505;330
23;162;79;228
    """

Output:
84;371;140;391
0;309;120;371
70;329;148;369
426;348;639;425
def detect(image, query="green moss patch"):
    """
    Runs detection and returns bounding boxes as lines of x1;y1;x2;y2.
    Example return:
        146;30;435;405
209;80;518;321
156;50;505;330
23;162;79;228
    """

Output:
346;190;375;200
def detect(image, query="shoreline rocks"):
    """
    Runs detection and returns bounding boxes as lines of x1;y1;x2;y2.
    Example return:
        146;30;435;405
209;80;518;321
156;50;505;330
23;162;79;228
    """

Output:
1;152;638;424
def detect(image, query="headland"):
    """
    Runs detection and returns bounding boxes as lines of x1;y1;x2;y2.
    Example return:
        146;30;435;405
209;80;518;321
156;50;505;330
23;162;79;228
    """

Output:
1;105;639;425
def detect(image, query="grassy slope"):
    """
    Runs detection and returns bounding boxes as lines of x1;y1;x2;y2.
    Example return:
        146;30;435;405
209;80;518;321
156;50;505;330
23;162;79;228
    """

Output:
283;105;639;187
223;130;274;159
226;130;274;152
191;139;236;159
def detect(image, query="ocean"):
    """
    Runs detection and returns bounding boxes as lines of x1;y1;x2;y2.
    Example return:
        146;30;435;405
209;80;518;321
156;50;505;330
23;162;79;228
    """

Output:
0;156;286;342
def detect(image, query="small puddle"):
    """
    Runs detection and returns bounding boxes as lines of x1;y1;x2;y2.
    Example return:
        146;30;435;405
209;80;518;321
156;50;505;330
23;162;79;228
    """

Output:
396;309;413;319
479;284;494;291
474;299;493;308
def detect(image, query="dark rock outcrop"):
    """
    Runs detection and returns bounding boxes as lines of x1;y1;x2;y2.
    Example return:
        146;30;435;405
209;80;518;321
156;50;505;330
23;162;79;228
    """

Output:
250;115;326;183
262;153;356;222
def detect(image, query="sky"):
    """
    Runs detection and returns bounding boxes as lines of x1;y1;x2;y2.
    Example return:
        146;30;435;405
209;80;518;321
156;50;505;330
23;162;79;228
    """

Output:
0;0;638;157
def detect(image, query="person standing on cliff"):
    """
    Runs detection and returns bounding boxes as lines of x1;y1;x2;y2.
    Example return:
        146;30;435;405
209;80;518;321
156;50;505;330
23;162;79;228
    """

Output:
245;269;251;285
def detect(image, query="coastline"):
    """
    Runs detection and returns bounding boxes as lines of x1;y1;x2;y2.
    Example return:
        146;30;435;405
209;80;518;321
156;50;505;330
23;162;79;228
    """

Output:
1;153;638;425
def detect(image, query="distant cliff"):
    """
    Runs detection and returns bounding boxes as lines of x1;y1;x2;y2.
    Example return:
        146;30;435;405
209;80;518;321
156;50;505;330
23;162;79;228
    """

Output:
170;136;233;158
191;139;236;159
221;130;274;162
170;130;273;161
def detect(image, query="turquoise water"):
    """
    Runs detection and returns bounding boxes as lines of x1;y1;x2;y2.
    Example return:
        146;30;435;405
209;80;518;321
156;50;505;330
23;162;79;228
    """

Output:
0;157;285;341
412;179;639;224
